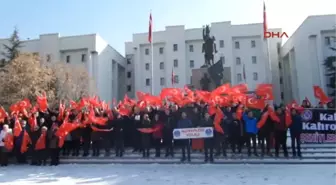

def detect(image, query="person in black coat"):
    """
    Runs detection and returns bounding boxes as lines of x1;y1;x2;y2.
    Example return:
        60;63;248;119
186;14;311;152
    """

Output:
162;109;175;157
29;125;41;165
201;113;214;162
258;105;274;157
132;108;143;153
290;108;302;158
113;114;124;157
229;113;243;154
141;114;152;158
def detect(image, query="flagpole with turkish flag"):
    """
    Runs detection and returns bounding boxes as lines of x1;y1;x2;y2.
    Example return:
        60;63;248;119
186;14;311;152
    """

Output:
148;11;154;94
263;1;272;84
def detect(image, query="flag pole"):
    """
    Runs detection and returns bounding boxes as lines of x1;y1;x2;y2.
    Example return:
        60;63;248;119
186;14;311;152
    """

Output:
150;10;154;95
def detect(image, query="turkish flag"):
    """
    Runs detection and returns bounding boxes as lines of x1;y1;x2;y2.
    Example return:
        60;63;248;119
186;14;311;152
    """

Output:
148;13;152;43
20;131;31;153
0;107;7;120
246;96;265;110
231;84;248;94
256;84;274;100
214;107;224;134
36;92;48;112
212;83;230;96
257;111;269;128
313;85;331;104
13;117;22;137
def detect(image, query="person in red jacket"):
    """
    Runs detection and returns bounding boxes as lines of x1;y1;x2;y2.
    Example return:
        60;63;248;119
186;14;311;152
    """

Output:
152;114;164;157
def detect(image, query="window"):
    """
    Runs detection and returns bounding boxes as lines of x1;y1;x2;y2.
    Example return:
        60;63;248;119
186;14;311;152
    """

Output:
145;48;149;55
174;59;178;67
173;44;178;51
174;75;179;83
220;56;225;64
127;71;131;78
46;54;51;62
81;54;86;62
236;57;241;65
127;58;131;64
325;37;331;46
189;45;194;52
237;73;242;82
235;41;240;49
252;56;257;64
253;72;258;80
279;77;283;84
281;92;284;100
189;60;194;68
251;40;256;48
278;62;282;69
127;85;132;92
146;78;151;86
145;63;150;70
219;40;224;48
160;77;165;86
66;55;70;63
159;47;164;54
160;62;164;69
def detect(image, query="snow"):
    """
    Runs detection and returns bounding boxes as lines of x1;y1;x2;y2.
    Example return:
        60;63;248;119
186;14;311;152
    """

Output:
0;164;335;185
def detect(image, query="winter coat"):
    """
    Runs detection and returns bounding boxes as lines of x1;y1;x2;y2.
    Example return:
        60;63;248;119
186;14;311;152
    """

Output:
242;113;258;134
48;128;59;149
91;130;102;141
113;118;124;140
200;118;213;128
290;115;302;134
230;119;243;137
0;130;6;147
177;118;193;129
190;112;201;127
274;113;287;131
152;120;164;139
141;120;152;148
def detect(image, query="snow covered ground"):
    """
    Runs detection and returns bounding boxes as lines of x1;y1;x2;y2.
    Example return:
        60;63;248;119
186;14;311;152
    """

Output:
0;164;335;185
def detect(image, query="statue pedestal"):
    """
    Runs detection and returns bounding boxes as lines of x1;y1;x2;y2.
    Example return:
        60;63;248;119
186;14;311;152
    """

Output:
191;68;216;91
191;66;232;91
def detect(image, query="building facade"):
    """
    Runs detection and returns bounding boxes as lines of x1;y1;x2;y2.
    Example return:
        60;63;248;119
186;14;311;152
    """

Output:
280;15;336;105
125;21;282;102
0;33;126;102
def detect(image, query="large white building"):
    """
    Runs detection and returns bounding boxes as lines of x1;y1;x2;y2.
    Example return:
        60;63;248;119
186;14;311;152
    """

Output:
280;14;336;105
0;33;126;102
125;22;282;102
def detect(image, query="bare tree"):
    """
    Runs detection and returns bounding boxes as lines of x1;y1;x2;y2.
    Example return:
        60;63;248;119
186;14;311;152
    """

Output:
0;53;56;108
0;53;96;109
50;63;96;104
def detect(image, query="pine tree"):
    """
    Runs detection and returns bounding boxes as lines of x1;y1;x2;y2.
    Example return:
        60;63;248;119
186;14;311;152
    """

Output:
2;27;23;62
324;36;336;99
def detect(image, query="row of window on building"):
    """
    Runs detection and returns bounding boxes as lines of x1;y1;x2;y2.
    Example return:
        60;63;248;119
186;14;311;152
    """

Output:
126;72;259;89
144;40;257;55
63;54;87;63
140;56;258;71
325;36;334;46
236;72;259;82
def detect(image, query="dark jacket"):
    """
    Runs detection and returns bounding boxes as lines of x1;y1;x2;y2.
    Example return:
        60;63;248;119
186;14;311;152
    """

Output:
177;118;193;129
290;115;302;134
200;118;213;128
190;111;201;127
230;119;243;137
274;113;287;131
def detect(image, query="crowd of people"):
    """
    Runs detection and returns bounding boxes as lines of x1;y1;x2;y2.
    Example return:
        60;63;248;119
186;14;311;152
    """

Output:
0;98;332;167
0;84;334;166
